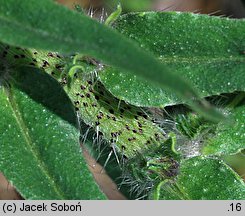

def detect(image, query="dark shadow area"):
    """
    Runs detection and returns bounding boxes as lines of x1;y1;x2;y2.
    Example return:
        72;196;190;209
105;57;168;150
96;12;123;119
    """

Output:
10;66;78;128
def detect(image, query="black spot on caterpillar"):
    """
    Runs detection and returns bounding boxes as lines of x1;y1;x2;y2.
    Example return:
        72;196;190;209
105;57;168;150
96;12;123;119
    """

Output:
0;43;64;78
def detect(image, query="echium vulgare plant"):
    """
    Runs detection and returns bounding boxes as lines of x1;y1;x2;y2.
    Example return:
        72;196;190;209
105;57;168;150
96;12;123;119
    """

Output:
0;0;244;200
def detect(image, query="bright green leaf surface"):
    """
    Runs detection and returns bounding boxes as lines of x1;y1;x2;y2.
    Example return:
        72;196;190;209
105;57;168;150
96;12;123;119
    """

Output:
0;0;222;121
100;12;245;107
203;105;245;156
157;157;245;200
0;66;105;200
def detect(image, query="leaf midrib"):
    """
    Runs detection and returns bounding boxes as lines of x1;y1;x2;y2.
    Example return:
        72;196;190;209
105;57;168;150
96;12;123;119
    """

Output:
5;87;65;199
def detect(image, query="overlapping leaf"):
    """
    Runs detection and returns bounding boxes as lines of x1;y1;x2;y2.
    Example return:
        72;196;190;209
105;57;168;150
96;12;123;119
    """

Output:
100;12;245;107
0;0;222;121
156;157;245;200
203;104;245;155
0;66;105;199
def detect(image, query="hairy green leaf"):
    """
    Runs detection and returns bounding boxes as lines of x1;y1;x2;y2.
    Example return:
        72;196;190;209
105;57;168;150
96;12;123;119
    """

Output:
99;12;245;107
203;104;245;156
0;0;222;121
156;157;245;200
0;66;106;200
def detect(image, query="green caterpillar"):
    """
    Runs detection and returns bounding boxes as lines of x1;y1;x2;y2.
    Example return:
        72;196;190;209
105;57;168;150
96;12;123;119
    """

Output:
0;43;180;199
0;44;168;158
0;43;63;77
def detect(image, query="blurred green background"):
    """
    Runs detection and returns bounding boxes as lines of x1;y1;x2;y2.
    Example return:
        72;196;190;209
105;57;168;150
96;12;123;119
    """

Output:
57;0;245;18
